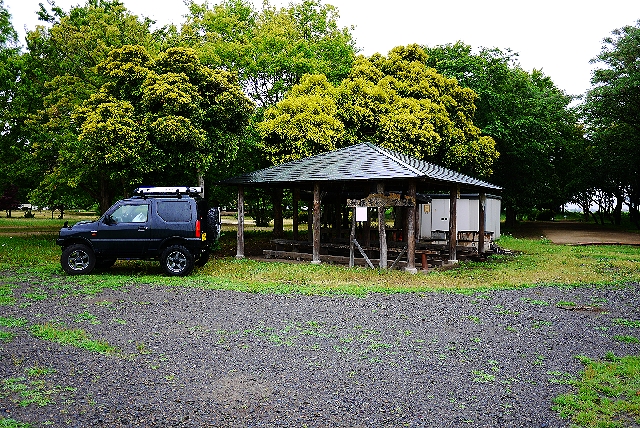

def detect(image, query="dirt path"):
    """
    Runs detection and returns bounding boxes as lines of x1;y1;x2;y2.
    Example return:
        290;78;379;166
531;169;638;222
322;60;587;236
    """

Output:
507;221;640;245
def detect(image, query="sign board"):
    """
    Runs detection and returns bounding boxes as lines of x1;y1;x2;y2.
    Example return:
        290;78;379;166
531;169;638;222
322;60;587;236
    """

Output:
347;193;415;208
355;206;368;222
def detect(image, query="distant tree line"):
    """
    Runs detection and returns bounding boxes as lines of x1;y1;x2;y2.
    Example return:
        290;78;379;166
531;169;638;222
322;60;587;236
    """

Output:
0;0;638;227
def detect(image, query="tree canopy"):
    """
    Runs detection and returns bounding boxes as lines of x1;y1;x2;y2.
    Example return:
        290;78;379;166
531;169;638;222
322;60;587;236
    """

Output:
181;0;357;107
57;44;253;213
581;20;640;226
423;42;582;224
4;0;635;228
258;44;499;176
4;0;161;211
0;0;23;199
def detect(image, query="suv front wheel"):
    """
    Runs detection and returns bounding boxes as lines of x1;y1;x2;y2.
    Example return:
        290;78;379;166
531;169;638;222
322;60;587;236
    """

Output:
61;244;96;275
161;245;194;276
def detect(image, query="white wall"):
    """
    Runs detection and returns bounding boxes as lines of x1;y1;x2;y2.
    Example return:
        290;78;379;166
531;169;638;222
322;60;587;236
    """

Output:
418;195;501;240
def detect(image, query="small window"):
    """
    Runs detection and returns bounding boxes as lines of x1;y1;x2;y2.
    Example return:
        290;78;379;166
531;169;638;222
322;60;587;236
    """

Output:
111;204;149;223
157;200;191;222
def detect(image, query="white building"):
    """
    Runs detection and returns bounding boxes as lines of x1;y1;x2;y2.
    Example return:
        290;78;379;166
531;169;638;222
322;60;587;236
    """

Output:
419;194;501;251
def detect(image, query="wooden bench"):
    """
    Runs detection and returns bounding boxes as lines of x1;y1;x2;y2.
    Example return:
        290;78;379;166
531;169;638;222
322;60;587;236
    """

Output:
268;239;440;270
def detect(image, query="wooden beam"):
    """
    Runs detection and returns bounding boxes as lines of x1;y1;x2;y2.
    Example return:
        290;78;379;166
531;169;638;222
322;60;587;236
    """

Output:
448;185;458;263
312;182;321;264
478;193;486;254
377;182;387;269
405;180;417;273
236;185;245;259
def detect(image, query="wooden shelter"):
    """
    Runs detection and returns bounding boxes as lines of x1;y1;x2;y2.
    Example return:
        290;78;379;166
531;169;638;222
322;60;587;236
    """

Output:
220;142;501;273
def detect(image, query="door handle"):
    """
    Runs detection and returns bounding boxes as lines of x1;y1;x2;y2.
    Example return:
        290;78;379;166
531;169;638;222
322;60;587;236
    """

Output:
138;226;148;231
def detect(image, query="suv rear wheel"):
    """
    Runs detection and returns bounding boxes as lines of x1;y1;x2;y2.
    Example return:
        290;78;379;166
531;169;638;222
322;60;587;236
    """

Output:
61;244;96;275
161;245;194;276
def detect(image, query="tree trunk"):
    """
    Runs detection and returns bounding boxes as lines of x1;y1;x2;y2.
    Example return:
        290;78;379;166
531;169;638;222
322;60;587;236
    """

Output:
99;178;112;215
198;170;205;198
613;193;623;226
505;206;517;228
377;182;387;269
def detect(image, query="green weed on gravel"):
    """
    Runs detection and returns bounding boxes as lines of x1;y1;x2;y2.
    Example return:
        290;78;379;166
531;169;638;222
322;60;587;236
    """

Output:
553;353;640;427
0;281;17;305
30;323;118;354
613;335;640;344
613;319;640;328
1;366;76;409
0;418;33;428
0;316;28;328
0;331;15;342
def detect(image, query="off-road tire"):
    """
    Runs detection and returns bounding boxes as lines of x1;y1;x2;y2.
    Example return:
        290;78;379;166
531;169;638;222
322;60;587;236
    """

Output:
161;245;194;276
61;244;96;275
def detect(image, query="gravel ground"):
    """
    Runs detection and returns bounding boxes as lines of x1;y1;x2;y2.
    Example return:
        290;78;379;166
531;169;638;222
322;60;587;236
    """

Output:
1;275;639;428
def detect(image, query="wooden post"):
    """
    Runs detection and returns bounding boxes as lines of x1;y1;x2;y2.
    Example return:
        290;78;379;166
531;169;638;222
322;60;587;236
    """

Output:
363;209;371;248
272;187;283;238
405;180;417;273
478;192;486;254
236;185;245;259
312;182;321;264
293;188;300;241
448;184;458;263
377;182;387;269
307;204;313;241
350;207;356;268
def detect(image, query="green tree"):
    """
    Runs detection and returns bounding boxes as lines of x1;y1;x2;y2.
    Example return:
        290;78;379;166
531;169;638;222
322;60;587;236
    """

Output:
11;0;158;210
423;42;582;225
182;0;356;106
182;0;357;220
582;20;640;227
258;45;498;176
67;44;253;212
0;0;24;200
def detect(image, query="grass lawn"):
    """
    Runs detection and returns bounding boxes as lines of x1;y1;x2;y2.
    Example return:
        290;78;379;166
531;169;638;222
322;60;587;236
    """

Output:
0;214;639;294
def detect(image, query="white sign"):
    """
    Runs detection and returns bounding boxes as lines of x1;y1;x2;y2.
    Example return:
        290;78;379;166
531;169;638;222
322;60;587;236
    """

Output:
356;206;368;222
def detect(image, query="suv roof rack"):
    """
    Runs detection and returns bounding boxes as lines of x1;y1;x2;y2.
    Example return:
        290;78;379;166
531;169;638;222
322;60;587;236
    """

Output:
133;187;203;197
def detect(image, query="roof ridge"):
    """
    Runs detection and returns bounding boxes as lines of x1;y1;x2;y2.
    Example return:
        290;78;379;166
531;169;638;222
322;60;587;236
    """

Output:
365;142;424;177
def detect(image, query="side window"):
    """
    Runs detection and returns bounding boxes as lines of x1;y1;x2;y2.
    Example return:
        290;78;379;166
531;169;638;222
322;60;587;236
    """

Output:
157;200;191;222
111;204;149;223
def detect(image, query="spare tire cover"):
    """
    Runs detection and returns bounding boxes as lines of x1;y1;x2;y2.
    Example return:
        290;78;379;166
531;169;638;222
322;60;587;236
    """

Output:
206;207;221;241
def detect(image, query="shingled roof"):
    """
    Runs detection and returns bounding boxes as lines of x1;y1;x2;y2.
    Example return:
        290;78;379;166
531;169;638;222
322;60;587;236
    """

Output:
220;142;501;191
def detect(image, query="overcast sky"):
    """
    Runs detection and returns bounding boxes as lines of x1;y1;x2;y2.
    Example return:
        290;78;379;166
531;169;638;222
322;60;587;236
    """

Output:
6;0;640;97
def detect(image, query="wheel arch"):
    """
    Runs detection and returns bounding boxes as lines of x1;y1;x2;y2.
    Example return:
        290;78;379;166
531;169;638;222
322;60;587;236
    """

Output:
59;237;94;251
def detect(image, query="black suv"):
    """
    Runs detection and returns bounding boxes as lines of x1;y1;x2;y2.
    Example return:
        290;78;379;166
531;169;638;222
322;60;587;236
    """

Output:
56;187;221;276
